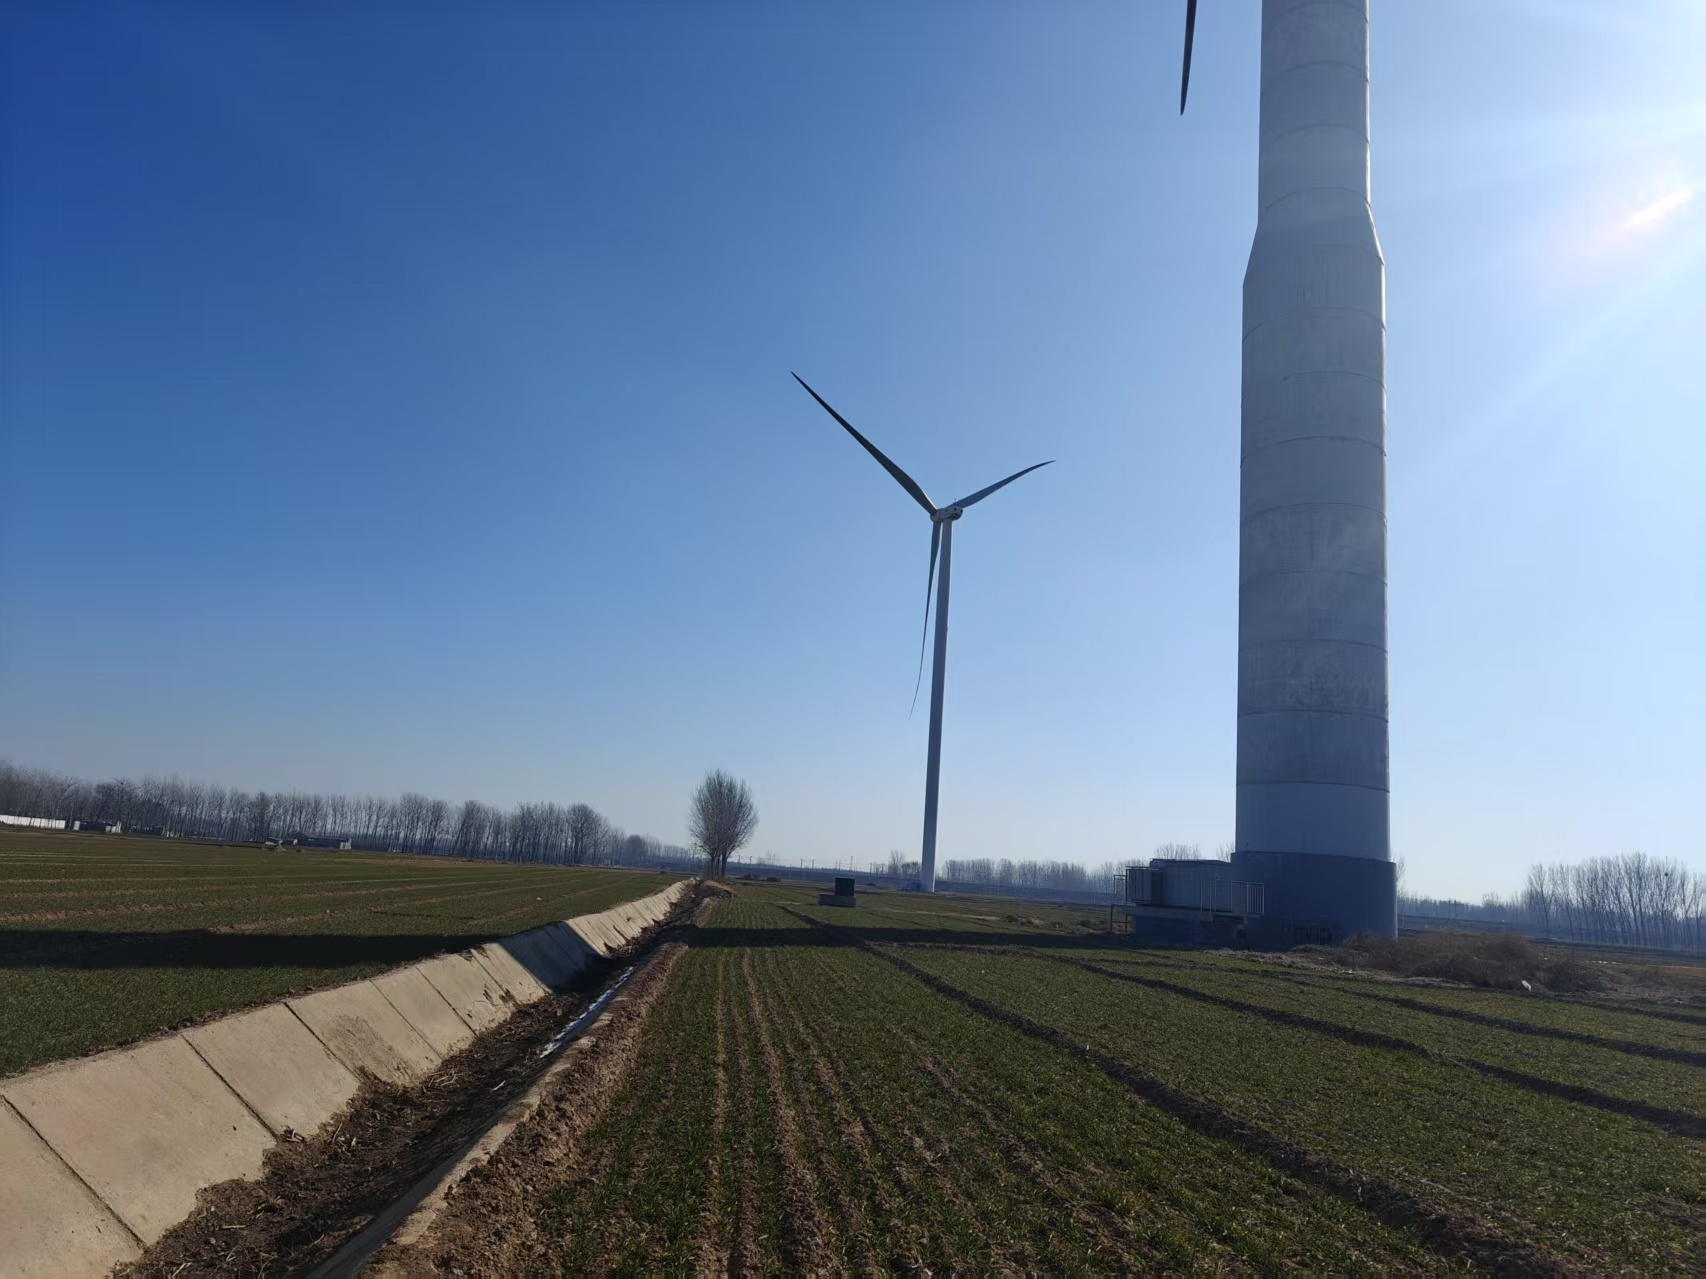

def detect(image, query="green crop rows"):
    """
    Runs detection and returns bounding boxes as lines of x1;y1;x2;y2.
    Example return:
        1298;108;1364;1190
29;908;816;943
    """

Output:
0;829;683;1075
516;884;1703;1274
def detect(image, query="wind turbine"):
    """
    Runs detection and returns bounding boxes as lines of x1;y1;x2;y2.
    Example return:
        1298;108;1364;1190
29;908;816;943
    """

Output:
793;374;1051;893
1175;0;1398;941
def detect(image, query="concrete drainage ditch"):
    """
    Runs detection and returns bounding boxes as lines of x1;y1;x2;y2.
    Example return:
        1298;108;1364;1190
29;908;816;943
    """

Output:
0;878;692;1277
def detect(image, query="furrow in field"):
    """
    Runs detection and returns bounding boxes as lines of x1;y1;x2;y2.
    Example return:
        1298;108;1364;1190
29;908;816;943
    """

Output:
780;949;1042;1273
779;909;1446;1275
1105;948;1706;1052
892;941;1703;1274
740;949;839;1274
1242;967;1706;1062
915;1038;1162;1268
1081;949;1706;1100
749;948;880;1274
1032;951;1706;1137
753;944;933;1273
721;949;761;1274
780;912;1574;1277
689;946;732;1275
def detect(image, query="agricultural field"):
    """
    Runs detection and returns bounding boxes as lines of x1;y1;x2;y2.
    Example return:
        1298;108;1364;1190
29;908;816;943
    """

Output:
393;882;1705;1275
0;829;684;1075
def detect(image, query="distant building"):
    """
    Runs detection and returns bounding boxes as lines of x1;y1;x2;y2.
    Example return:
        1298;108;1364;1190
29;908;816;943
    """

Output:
285;833;353;850
1122;858;1265;946
0;814;68;830
68;819;121;833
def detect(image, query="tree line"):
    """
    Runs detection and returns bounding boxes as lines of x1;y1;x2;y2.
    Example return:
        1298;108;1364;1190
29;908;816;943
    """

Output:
1400;852;1704;949
0;759;695;869
1515;852;1703;948
934;856;1123;895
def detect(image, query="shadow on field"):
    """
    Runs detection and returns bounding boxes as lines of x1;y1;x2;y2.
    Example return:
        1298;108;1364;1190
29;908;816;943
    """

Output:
0;929;499;969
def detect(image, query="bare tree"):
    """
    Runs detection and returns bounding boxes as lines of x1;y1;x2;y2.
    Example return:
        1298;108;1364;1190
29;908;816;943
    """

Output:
1153;842;1201;860
564;803;606;866
688;769;757;879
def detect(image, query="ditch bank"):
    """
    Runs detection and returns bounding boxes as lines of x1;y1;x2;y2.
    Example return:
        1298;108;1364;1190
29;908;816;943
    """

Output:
0;878;693;1278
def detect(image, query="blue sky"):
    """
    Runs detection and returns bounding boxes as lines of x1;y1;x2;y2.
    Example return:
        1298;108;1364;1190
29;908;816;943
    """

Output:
2;1;1701;899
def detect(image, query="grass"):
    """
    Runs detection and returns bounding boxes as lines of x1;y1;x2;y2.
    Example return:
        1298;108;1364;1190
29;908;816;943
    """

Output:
511;883;1702;1274
0;829;684;1076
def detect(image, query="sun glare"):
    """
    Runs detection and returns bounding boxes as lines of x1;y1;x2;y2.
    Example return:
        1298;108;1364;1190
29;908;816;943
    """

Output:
1619;184;1696;234
1565;168;1703;271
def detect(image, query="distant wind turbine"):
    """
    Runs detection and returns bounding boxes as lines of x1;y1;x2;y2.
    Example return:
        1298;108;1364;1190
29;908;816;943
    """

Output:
794;374;1052;893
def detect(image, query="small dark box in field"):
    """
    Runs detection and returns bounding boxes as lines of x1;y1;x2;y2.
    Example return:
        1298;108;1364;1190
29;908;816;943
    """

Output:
818;876;857;907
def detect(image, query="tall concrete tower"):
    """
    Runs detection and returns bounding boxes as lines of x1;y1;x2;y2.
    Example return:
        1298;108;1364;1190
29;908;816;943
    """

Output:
1226;0;1397;943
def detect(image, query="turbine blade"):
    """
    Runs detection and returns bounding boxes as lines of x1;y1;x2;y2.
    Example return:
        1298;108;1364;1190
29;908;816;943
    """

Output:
910;521;941;718
950;460;1053;510
793;373;935;515
1180;0;1198;114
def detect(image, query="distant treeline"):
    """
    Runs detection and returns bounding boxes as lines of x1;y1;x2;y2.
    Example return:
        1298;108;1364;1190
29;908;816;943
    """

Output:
939;857;1121;895
1406;852;1704;949
0;760;693;869
893;843;1211;897
1516;853;1703;948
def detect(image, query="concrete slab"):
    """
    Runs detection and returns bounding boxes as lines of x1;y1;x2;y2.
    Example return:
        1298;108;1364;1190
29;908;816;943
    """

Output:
494;928;579;990
587;909;627;943
288;982;441;1085
0;1100;140;1276
373;967;473;1059
3;1035;273;1245
567;913;622;958
539;921;598;974
415;951;511;1033
184;1003;359;1139
472;941;551;1005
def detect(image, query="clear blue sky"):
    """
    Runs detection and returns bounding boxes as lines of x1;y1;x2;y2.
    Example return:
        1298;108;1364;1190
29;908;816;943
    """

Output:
2;1;1701;900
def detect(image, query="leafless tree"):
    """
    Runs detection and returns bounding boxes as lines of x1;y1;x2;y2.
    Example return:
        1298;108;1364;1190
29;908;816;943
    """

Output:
564;803;605;866
688;769;757;879
1153;842;1201;860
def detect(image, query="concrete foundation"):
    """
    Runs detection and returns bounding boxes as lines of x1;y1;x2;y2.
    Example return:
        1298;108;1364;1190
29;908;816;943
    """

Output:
1232;849;1395;947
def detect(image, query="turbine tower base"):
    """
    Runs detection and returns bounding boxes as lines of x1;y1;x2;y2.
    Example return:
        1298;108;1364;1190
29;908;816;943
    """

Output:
1231;851;1395;948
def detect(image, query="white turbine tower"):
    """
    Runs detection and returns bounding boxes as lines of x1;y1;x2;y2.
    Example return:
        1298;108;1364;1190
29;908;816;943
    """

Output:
794;374;1051;893
1181;0;1397;941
